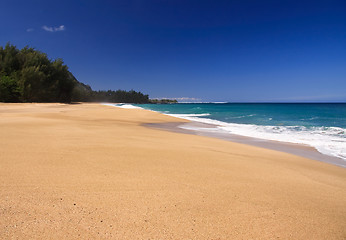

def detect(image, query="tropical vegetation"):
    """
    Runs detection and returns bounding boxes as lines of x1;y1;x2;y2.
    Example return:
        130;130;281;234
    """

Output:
0;43;150;103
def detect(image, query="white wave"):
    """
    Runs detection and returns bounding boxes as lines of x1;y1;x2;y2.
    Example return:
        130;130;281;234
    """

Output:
228;114;256;119
101;104;346;160
101;103;116;107
169;113;211;118
167;114;346;160
101;103;143;109
300;117;319;121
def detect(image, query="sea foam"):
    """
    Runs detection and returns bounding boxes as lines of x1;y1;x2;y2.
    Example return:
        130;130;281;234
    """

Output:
102;103;346;161
102;103;144;109
168;114;346;161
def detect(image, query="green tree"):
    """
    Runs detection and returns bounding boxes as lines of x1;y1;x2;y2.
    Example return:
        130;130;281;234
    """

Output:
0;43;150;103
0;43;76;103
0;75;20;102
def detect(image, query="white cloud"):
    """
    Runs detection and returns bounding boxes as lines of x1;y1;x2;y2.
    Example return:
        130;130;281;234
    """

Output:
42;25;65;32
156;97;202;102
42;26;54;32
26;28;34;32
175;97;201;101
54;25;65;31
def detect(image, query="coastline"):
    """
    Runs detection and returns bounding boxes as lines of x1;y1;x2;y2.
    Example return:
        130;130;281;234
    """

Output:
1;103;346;239
136;103;346;162
144;121;346;168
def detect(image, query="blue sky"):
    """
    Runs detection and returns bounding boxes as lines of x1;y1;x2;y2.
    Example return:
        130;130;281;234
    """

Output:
1;0;345;102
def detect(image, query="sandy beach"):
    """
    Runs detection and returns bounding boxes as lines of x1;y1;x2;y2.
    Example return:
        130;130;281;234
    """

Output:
1;103;345;239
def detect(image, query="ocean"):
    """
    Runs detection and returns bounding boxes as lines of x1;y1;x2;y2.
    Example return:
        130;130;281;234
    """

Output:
109;103;346;163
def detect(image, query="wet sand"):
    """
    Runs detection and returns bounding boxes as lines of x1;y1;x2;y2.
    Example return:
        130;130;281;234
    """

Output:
144;121;346;168
1;103;346;239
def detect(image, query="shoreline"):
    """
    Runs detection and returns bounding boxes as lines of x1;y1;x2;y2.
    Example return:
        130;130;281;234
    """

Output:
133;103;346;164
144;121;346;168
1;103;346;239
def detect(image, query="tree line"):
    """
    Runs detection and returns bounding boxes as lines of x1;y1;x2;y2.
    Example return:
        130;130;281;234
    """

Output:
0;44;149;103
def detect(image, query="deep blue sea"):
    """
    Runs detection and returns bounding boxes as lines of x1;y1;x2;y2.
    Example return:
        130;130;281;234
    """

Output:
110;103;346;161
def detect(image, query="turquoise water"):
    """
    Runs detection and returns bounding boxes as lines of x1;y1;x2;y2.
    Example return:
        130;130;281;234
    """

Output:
138;103;346;128
134;103;346;160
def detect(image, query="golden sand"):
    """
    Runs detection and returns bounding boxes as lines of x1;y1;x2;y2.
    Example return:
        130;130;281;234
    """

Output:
0;103;345;239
